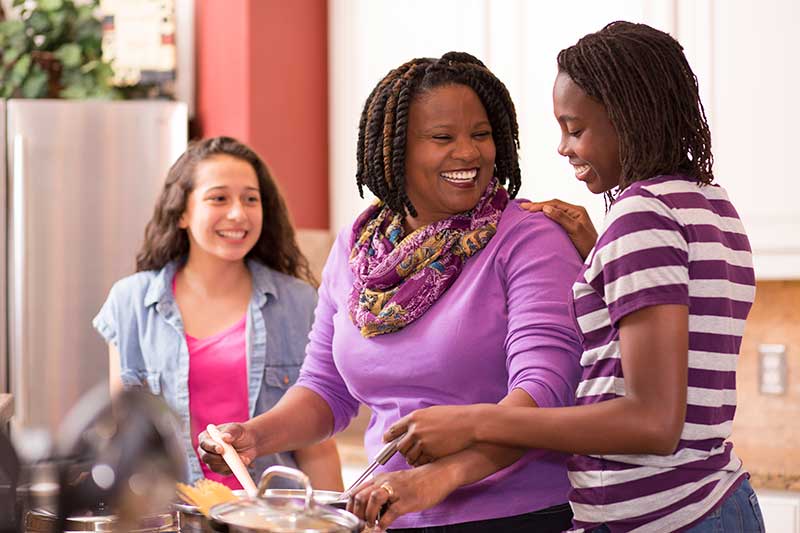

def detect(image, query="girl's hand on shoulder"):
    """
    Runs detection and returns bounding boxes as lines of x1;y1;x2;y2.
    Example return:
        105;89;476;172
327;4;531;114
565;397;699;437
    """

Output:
520;199;598;260
383;405;480;466
347;463;460;529
197;422;258;474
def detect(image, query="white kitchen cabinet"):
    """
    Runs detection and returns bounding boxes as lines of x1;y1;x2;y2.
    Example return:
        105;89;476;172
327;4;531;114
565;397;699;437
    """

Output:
329;1;800;279
757;490;800;533
701;1;800;279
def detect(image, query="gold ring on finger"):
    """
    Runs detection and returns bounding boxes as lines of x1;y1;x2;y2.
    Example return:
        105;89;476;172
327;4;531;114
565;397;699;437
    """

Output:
379;482;395;500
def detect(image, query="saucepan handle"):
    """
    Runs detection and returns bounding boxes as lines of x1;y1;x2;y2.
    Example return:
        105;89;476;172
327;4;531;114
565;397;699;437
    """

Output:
257;465;313;509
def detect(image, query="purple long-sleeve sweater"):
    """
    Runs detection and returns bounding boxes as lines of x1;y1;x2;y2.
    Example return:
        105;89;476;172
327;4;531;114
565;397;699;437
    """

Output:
296;200;583;528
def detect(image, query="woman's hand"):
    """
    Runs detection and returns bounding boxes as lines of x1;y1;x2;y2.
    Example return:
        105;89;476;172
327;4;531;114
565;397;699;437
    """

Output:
520;199;598;260
383;405;481;466
197;422;259;474
347;463;460;529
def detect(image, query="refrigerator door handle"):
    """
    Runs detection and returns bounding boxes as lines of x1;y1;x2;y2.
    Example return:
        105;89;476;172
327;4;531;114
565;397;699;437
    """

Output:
11;134;27;430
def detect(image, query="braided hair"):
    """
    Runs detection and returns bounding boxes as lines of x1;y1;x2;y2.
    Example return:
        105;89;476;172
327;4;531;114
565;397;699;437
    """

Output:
558;21;714;202
356;51;520;217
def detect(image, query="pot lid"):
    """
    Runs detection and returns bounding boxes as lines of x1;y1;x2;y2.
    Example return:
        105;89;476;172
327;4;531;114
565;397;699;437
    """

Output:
211;498;359;533
210;466;362;533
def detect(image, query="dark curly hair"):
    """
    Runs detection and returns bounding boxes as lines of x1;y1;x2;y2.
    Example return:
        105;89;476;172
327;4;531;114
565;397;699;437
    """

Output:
557;21;714;202
356;51;521;217
135;136;315;286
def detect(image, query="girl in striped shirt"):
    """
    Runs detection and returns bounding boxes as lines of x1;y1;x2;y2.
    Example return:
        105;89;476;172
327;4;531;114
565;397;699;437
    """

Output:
381;21;765;533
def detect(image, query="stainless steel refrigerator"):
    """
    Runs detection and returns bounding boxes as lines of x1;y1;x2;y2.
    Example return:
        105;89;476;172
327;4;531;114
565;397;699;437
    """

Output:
1;99;187;437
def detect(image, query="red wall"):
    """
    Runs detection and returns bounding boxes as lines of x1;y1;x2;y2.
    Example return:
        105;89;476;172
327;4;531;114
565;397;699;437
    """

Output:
195;0;329;230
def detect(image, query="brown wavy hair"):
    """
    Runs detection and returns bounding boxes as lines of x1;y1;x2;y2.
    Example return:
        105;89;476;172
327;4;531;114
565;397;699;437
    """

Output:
135;136;316;286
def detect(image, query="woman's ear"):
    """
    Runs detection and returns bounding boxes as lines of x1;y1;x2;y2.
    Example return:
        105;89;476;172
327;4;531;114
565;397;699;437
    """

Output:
178;212;188;229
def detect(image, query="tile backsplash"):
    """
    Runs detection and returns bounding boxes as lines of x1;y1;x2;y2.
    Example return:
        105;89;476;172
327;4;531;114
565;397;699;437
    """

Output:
732;281;800;482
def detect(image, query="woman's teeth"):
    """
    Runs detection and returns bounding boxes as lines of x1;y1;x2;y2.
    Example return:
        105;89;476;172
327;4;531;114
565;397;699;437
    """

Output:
574;164;591;177
440;169;478;183
218;230;246;239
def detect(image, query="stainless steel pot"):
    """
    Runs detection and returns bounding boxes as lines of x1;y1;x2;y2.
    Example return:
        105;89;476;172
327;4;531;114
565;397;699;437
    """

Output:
24;508;177;532
174;490;247;533
208;467;362;533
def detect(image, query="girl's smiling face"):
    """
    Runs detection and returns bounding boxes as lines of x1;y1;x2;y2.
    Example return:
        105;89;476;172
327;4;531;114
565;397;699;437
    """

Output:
179;154;263;263
553;71;622;194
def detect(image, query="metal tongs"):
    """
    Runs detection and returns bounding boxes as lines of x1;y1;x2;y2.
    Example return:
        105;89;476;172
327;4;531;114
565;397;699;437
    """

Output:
338;436;401;502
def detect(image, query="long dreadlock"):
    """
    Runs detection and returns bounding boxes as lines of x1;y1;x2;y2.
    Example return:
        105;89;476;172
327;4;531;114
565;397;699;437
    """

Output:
356;51;521;217
558;21;714;204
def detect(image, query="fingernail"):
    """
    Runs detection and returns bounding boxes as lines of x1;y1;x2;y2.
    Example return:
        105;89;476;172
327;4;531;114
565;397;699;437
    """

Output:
543;206;553;214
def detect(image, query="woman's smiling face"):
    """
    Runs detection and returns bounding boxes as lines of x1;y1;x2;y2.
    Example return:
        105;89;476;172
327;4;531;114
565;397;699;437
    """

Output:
403;83;496;229
553;71;622;194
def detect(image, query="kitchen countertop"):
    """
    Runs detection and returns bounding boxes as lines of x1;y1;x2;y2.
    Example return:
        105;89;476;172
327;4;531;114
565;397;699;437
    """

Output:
0;394;13;425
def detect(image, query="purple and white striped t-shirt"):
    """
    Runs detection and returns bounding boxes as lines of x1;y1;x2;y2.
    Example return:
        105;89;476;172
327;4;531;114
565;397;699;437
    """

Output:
567;175;755;533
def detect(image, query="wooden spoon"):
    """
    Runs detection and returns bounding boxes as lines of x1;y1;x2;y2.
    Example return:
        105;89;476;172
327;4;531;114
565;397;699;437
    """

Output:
205;423;259;498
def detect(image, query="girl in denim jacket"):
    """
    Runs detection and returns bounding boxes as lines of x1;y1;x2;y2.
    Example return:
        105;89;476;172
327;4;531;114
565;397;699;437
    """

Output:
94;137;342;490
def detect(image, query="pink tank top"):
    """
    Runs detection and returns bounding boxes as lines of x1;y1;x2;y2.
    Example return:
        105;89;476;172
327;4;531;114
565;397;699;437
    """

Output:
178;280;250;489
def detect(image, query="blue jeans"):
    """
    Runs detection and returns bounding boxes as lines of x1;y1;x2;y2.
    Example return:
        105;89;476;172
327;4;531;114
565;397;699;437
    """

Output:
685;479;765;533
589;478;765;532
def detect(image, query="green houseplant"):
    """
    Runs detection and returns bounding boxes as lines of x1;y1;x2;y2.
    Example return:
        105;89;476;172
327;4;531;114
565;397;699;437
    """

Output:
0;0;120;99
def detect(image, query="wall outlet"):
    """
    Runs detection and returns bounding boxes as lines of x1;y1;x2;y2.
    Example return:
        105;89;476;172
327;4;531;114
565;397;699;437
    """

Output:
759;344;787;395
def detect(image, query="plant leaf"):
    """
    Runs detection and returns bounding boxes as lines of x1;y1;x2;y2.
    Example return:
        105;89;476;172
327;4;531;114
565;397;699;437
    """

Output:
3;48;22;67
9;53;32;86
75;19;102;46
0;20;26;38
76;4;95;24
0;69;17;97
21;64;49;98
3;19;31;50
60;83;88;99
39;0;65;11
55;43;82;68
47;10;68;40
28;10;52;34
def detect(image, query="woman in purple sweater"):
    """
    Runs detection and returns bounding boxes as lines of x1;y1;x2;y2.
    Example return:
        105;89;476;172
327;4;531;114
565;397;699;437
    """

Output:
199;52;583;531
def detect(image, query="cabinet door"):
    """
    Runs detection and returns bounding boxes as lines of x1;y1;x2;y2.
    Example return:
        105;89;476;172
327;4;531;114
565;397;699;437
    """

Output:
757;490;800;533
708;0;800;279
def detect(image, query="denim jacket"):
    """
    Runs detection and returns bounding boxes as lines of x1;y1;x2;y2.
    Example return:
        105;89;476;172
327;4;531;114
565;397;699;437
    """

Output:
93;258;318;483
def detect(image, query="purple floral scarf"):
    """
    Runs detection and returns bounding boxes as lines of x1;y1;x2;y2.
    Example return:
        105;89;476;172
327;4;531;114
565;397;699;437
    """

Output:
348;179;509;338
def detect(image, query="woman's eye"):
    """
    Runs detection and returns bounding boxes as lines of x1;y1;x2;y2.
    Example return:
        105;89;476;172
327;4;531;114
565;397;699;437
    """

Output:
208;195;226;202
247;196;261;203
474;131;492;138
568;130;583;137
432;135;451;141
